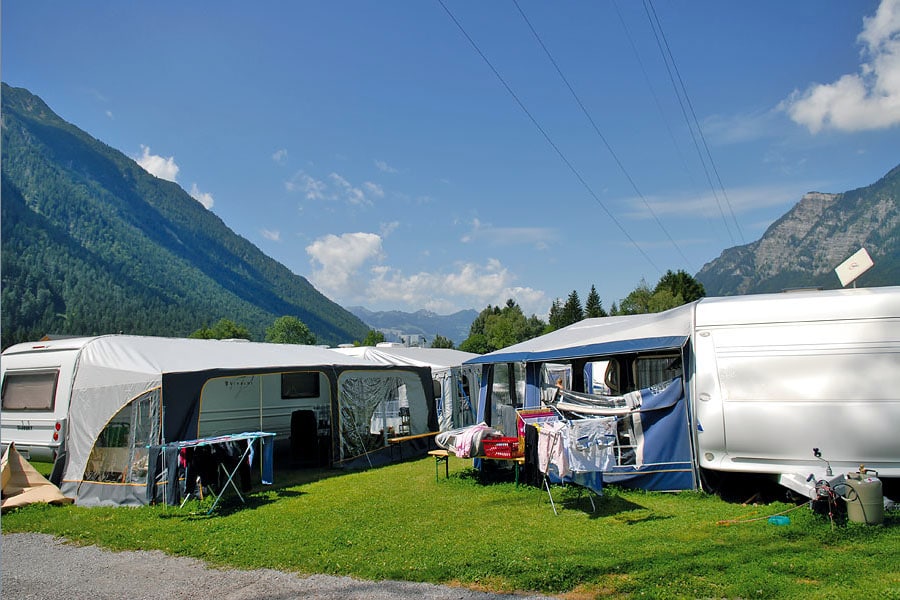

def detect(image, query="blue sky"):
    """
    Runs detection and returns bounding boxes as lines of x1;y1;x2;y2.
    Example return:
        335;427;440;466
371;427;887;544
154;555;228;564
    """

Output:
3;1;898;317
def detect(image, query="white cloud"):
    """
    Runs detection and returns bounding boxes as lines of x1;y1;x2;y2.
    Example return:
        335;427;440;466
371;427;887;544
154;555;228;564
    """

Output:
105;110;114;120
189;183;214;209
286;170;379;206
135;145;179;182
306;232;385;297
305;232;549;314
380;221;400;237
623;183;812;220
285;171;327;200
701;109;782;145
272;149;288;165
329;173;369;206
461;218;557;249
261;228;281;242
364;182;385;198
367;259;547;316
781;0;900;133
375;159;399;174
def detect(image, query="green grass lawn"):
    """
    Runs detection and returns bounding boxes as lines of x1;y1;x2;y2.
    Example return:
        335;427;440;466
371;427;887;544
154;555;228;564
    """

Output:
5;457;899;599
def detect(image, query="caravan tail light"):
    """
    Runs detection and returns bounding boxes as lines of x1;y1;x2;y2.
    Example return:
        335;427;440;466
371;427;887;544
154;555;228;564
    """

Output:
53;421;62;441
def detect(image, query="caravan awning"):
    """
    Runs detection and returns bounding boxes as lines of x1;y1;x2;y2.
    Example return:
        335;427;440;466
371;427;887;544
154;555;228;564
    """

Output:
465;304;694;365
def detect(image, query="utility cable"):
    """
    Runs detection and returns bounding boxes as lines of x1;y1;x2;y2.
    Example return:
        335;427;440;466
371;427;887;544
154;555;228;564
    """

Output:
645;0;745;244
436;0;662;275
611;0;720;240
513;0;694;272
642;0;735;244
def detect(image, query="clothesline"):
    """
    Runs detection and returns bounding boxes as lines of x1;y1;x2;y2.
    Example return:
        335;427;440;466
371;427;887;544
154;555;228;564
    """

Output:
160;431;275;449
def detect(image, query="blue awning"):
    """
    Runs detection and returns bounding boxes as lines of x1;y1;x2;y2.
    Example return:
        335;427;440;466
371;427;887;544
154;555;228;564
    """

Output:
465;335;688;364
465;305;695;366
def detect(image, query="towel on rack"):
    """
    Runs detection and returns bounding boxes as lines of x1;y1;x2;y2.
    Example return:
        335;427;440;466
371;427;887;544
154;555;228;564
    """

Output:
566;417;616;473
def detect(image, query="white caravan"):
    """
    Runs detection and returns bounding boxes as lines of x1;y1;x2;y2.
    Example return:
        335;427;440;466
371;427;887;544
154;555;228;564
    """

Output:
0;337;88;465
1;335;437;506
467;286;900;492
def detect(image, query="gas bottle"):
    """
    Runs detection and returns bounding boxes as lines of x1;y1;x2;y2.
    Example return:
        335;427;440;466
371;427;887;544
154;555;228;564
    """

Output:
843;466;884;525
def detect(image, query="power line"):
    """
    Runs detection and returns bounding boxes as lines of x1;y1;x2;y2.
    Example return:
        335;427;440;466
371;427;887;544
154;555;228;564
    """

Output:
644;0;735;244
646;1;745;244
611;0;720;240
512;0;694;272
436;0;663;275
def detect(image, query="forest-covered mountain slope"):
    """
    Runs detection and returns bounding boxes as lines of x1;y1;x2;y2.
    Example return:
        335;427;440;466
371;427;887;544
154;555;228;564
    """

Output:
1;83;369;347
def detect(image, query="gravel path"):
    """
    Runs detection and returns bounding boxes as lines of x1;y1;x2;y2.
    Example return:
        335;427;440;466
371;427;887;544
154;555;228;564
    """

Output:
1;533;555;600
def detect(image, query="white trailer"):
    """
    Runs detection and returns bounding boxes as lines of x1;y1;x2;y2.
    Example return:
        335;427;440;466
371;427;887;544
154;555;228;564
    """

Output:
691;287;899;486
468;286;900;492
1;335;437;505
0;337;89;470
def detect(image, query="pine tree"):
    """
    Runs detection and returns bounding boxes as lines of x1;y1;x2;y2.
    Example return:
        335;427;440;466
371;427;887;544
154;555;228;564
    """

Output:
561;290;584;326
584;285;607;318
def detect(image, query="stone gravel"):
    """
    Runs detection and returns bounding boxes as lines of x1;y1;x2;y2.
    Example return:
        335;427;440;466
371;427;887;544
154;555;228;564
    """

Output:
1;533;555;600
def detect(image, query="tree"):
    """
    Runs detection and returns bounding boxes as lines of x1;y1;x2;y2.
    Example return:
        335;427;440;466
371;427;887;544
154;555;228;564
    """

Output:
458;299;546;353
655;270;705;303
612;271;705;316
584;285;607;318
190;318;252;340
561;290;584;327
359;329;385;346
265;315;316;345
458;332;490;354
616;279;653;315
430;334;454;349
647;288;682;313
547;298;565;331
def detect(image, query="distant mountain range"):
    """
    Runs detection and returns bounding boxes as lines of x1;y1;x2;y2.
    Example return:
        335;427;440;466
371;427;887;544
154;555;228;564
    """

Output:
1;83;369;347
696;164;899;295
348;307;479;346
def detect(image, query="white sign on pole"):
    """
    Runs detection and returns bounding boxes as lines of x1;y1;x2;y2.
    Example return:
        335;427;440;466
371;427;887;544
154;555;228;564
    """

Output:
834;247;874;287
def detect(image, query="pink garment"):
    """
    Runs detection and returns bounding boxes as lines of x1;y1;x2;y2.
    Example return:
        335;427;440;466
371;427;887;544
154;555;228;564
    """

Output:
537;421;569;478
454;424;493;458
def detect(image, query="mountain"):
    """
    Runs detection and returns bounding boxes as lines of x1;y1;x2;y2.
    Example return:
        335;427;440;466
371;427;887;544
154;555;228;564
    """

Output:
348;307;478;346
0;83;370;348
697;164;900;296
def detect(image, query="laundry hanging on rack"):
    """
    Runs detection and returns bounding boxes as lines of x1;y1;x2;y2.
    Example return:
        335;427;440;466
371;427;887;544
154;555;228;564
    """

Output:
537;420;569;478
566;417;617;473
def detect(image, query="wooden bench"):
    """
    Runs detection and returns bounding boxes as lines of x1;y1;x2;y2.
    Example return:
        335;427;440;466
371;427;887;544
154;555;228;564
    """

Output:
388;431;439;460
428;449;450;481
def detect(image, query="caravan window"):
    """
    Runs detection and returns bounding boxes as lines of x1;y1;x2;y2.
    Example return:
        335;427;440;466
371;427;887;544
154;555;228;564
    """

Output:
634;354;682;389
1;370;59;411
282;372;320;399
84;390;160;485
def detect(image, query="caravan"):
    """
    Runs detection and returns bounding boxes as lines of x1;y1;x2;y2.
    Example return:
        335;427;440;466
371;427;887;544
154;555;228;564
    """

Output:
0;337;87;469
466;286;900;493
1;335;436;506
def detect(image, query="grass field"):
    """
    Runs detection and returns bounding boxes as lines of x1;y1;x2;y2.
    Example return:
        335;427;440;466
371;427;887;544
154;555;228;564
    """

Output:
4;456;899;599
